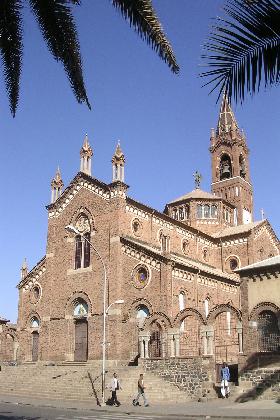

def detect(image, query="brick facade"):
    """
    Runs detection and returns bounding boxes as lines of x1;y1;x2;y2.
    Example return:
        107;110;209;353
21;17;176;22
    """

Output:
1;99;279;396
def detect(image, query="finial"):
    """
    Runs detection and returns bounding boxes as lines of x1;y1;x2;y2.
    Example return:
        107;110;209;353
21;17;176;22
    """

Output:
193;171;202;189
80;134;93;175
112;141;125;182
51;166;64;203
261;209;265;220
112;140;125;163
21;258;28;280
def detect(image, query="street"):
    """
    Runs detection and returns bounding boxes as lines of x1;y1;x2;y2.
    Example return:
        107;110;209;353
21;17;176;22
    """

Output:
0;398;279;420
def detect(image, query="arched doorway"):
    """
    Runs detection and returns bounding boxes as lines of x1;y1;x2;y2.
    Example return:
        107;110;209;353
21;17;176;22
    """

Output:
74;300;88;362
149;321;162;358
32;331;39;362
258;310;280;352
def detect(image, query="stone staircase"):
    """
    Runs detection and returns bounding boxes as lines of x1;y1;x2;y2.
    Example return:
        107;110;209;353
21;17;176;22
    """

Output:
0;363;193;405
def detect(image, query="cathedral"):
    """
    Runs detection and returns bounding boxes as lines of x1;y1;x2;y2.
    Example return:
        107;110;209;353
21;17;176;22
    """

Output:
1;97;279;383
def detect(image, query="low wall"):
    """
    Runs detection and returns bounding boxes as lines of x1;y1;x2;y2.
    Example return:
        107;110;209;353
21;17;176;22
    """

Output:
238;367;280;401
141;358;212;398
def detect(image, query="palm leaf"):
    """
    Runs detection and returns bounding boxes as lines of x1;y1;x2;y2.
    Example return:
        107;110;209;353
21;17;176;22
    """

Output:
112;0;179;74
0;0;22;116
29;0;90;109
201;0;280;103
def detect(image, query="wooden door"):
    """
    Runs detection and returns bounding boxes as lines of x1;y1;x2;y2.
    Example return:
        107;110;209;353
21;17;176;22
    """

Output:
32;332;39;362
74;320;88;361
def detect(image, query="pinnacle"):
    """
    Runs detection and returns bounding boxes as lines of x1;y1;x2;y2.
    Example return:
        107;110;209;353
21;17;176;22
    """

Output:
217;95;238;134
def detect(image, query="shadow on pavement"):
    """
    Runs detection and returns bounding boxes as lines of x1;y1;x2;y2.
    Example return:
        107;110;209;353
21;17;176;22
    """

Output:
235;352;280;403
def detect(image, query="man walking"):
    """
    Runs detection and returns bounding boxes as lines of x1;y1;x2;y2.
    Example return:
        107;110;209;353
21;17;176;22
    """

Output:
220;362;230;398
109;372;121;406
133;373;149;407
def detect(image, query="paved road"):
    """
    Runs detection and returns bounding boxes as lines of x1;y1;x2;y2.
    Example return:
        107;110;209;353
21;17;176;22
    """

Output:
0;402;163;420
0;398;279;420
0;400;265;420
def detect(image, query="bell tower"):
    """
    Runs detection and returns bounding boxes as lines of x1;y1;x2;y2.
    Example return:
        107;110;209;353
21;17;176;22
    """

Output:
210;96;253;225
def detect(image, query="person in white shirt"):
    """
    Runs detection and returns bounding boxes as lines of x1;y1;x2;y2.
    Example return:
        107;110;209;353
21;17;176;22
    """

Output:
109;373;121;406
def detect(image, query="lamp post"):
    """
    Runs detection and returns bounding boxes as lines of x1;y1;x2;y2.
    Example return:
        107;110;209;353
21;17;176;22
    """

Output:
65;225;124;405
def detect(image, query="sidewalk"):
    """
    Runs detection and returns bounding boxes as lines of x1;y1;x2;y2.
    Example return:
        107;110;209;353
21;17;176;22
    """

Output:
0;394;279;419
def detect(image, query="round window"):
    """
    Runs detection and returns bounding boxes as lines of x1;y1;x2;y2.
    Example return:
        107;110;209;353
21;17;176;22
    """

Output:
229;258;238;271
132;265;150;289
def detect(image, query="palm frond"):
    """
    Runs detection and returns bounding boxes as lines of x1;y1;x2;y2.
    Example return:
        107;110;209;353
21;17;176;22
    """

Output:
201;0;280;103
29;0;90;108
0;0;22;116
112;0;179;74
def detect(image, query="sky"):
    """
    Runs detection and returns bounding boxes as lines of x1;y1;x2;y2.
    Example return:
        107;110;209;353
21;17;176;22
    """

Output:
0;0;279;323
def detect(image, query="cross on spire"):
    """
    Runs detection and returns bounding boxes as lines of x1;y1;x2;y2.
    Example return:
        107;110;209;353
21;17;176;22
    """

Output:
193;171;202;189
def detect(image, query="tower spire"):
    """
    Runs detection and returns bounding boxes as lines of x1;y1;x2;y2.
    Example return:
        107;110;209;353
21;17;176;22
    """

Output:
217;95;238;135
112;141;125;182
51;166;64;203
210;96;253;226
80;133;93;175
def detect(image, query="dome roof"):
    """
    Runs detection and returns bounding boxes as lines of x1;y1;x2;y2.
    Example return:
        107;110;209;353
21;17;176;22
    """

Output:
168;188;221;204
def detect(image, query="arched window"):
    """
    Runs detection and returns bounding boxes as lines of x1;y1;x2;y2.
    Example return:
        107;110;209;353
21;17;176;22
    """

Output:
179;207;184;220
220;154;232;180
179;291;186;311
185;205;190;219
160;233;170;252
239;155;246;178
211;205;218;219
197;204;203;218
204;204;210;218
226;311;231;335
258;310;280;352
204;298;210;317
136;305;150;328
136;305;150;319
229;257;239;271
203;248;209;261
74;300;88;317
31;317;40;328
182;239;189;255
74;215;91;269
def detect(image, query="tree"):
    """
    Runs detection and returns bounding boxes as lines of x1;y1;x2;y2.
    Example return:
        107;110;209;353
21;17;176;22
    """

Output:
0;0;179;116
201;0;280;103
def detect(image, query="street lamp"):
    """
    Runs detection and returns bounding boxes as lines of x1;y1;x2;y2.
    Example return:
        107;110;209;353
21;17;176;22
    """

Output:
65;224;124;405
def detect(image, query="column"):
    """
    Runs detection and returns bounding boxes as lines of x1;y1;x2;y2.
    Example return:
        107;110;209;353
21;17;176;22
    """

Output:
237;322;243;353
143;337;150;359
139;337;145;359
206;326;214;355
175;334;180;357
200;326;208;355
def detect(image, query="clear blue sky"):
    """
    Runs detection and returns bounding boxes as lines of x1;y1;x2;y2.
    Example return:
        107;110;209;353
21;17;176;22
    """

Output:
0;0;279;322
